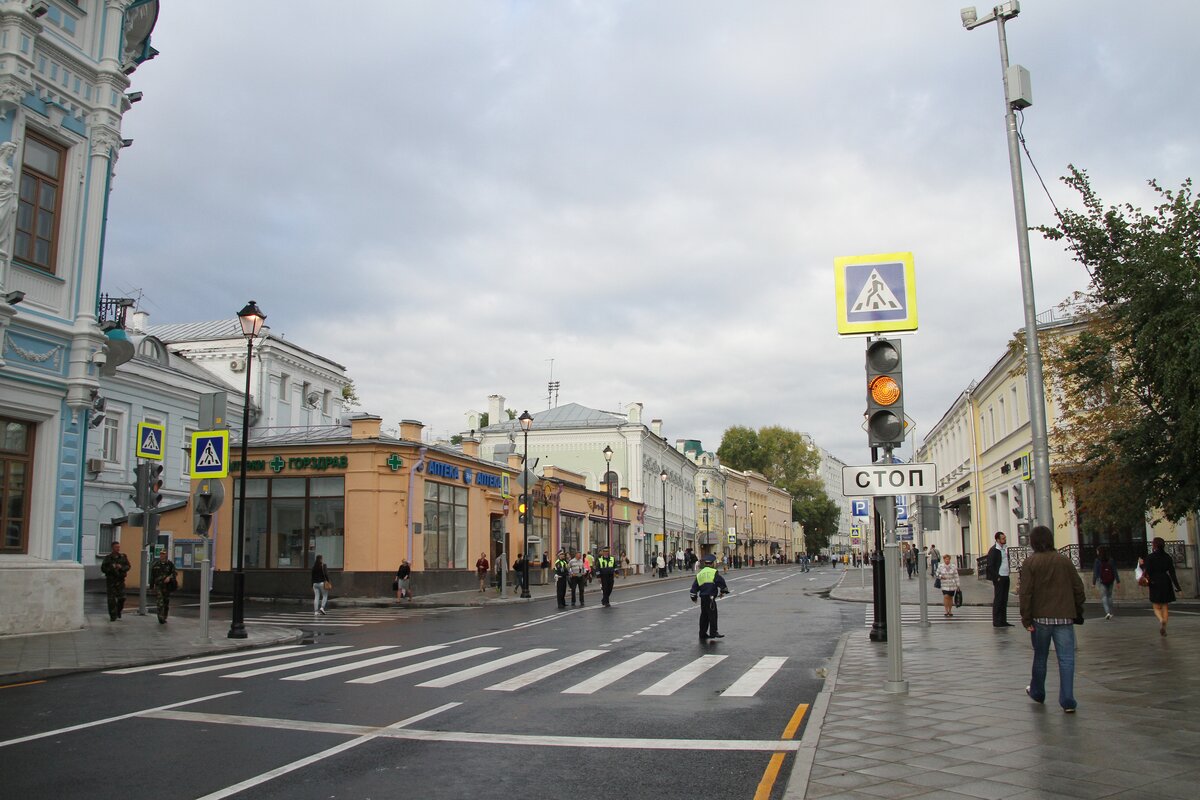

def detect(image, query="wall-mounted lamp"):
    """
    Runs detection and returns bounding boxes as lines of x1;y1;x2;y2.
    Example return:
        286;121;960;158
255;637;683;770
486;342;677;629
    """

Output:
120;139;133;148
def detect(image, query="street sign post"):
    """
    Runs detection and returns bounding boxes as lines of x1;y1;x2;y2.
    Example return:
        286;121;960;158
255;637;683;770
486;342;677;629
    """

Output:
842;464;937;496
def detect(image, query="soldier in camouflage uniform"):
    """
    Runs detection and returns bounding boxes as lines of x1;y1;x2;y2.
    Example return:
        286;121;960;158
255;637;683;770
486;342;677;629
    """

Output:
149;548;177;624
100;541;131;621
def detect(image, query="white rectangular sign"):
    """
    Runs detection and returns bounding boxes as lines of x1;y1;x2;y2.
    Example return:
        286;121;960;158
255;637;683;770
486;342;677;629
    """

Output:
842;463;937;496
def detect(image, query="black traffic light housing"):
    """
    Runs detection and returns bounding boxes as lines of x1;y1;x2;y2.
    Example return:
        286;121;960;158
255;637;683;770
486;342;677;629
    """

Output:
132;462;149;508
517;493;529;524
145;463;164;510
194;483;215;536
866;338;905;447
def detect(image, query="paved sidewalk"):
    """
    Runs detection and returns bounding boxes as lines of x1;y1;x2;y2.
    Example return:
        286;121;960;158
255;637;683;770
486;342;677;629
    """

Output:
786;569;1200;799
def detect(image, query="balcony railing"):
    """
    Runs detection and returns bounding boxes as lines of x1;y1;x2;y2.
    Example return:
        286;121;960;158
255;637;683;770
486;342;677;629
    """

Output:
978;541;1188;578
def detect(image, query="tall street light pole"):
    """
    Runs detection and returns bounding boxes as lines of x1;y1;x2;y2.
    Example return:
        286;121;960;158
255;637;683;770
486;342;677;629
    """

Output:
659;468;667;562
519;410;533;599
603;445;614;554
749;510;755;566
962;2;1053;533
732;501;738;568
228;300;265;640
702;485;710;557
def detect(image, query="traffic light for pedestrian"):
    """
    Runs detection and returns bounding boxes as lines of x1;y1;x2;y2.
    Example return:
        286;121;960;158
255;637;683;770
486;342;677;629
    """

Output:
865;337;905;447
518;493;528;524
145;463;164;510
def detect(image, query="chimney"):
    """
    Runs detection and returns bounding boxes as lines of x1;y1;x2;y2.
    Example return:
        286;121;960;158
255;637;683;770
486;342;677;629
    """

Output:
650;419;663;437
627;402;643;424
399;419;424;441
620;487;630;499
507;453;523;471
461;436;480;458
488;394;504;423
350;414;382;439
130;310;150;334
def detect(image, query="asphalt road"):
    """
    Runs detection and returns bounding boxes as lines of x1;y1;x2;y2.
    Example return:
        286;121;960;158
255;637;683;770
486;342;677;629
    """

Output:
0;567;858;800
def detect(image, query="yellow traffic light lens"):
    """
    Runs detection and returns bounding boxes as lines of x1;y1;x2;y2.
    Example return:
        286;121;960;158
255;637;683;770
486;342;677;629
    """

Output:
869;375;900;406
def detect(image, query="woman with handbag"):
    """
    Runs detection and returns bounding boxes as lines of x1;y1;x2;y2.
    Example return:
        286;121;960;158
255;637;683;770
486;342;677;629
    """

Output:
935;553;960;618
312;554;331;615
1141;538;1183;636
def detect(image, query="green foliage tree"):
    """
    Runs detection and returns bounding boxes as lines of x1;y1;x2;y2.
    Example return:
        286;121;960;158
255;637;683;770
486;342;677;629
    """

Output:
340;381;360;410
716;425;765;473
1036;166;1200;522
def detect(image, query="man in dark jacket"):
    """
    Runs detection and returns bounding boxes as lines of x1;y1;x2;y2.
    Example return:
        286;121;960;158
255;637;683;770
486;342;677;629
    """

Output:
690;554;729;642
1018;525;1086;713
985;531;1013;626
553;550;569;608
595;546;618;606
100;541;131;621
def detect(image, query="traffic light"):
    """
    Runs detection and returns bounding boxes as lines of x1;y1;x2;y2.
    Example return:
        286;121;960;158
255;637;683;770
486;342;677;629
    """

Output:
132;463;149;508
194;482;215;536
145;463;164;510
865;337;905;447
517;493;528;524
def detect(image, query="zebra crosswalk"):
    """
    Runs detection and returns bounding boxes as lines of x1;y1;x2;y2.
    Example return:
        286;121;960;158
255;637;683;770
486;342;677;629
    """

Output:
862;605;994;625
104;644;789;698
242;606;470;629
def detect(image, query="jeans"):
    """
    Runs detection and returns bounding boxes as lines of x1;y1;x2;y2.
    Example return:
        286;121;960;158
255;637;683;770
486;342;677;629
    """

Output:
312;581;328;612
1029;622;1076;710
1098;582;1114;616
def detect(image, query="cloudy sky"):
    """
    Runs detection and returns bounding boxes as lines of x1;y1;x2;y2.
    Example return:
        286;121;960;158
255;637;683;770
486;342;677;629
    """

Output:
102;1;1198;465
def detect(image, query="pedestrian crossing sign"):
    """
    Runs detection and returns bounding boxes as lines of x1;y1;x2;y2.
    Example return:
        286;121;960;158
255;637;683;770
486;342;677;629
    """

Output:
834;251;918;335
191;430;229;478
135;422;165;460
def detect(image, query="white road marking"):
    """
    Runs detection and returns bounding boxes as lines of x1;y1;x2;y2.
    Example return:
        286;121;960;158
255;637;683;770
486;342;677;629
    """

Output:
222;646;400;678
0;691;240;749
104;646;305;674
639;655;727;696
163;646;354;676
721;656;788;697
191;703;460;800
282;645;447;682
348;647;498;685
486;649;606;692
416;648;555;688
562;651;667;694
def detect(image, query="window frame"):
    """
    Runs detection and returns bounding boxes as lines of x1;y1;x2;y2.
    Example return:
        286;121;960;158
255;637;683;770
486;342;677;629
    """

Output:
14;130;66;275
101;412;123;465
0;417;36;554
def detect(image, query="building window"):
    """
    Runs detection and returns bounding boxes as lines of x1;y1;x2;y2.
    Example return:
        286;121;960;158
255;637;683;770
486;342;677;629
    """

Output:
236;476;345;569
15;132;65;274
588;518;608;553
182;427;196;478
0;418;35;554
97;523;115;555
560;513;582;554
101;414;121;463
423;481;467;569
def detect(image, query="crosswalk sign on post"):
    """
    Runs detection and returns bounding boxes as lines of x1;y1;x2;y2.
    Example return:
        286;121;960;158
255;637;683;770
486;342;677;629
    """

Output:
834;252;919;335
191;430;230;478
135;422;165;460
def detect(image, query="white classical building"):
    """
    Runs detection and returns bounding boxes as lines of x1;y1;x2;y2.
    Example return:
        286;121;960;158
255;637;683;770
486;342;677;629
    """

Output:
0;1;160;635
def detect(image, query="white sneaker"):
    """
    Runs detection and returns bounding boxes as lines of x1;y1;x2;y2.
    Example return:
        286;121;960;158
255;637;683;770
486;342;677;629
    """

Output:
1105;613;1112;620
318;607;326;615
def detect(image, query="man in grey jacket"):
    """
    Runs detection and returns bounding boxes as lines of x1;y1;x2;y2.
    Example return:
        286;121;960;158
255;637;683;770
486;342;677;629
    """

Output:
1018;525;1086;713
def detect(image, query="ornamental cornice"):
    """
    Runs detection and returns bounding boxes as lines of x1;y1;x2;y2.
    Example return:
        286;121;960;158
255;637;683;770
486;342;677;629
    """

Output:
90;127;120;156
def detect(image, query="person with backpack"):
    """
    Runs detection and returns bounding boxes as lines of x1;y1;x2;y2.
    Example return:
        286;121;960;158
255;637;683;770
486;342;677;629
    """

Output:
1091;546;1120;620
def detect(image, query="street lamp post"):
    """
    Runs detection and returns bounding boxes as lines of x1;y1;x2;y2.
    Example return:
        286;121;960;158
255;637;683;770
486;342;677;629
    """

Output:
732;501;738;568
603;445;614;554
749;510;755;566
519;410;533;599
659;468;667;563
962;2;1053;533
228;300;265;640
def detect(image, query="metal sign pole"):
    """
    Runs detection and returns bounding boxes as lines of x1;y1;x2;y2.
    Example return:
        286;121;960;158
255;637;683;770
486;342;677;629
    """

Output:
881;449;908;693
199;557;212;642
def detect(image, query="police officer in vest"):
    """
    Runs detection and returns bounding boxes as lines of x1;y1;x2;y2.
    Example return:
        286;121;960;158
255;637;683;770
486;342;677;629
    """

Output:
553;549;570;609
690;553;729;642
596;545;618;606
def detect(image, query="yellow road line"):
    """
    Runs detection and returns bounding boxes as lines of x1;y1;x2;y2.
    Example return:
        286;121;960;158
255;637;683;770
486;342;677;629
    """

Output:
752;702;809;800
0;680;45;690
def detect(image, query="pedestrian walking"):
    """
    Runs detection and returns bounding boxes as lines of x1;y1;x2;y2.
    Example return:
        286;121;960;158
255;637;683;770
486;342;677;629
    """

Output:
312;554;331;615
149;549;177;624
100;541;131;621
928;545;940;577
475;552;490;593
986;531;1014;626
583;551;594;585
596;545;618;606
554;550;569;608
1018;525;1085;713
935;554;960;618
1091;546;1120;619
1140;537;1183;636
904;546;916;579
540;552;550;585
512;553;527;594
567;550;586;606
395;559;412;600
620;550;629;579
656;553;667;578
690;554;729;642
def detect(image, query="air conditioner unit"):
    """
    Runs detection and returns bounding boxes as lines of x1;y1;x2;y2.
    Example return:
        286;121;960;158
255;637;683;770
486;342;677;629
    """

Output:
86;457;105;473
229;358;245;372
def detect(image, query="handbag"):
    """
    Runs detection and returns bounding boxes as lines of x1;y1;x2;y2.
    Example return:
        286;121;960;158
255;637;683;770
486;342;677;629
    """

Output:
953;588;963;607
934;577;942;589
392;578;399;591
1136;565;1149;587
323;580;333;591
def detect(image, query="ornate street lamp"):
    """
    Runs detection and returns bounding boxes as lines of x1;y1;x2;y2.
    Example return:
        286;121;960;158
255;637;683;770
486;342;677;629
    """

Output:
659;468;668;561
602;445;614;553
732;500;738;568
228;300;265;639
702;485;710;556
519;410;533;599
749;510;755;567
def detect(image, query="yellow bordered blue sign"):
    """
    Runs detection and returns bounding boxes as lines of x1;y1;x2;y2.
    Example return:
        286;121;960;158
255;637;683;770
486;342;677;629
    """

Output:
191;430;230;478
834;252;918;335
135;422;165;460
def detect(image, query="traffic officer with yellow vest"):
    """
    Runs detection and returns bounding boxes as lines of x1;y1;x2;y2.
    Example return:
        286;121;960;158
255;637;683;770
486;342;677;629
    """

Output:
553;550;570;608
596;546;618;606
690;553;729;642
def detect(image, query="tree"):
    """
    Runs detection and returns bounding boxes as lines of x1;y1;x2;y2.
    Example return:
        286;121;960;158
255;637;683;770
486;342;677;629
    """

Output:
716;426;764;473
340;381;360;410
791;481;840;554
1036;166;1200;522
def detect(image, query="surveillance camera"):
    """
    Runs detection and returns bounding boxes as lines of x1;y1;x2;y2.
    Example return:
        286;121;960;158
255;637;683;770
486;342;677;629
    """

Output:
4;290;24;305
960;6;978;27
92;350;107;367
120;139;134;148
29;2;49;19
126;92;143;104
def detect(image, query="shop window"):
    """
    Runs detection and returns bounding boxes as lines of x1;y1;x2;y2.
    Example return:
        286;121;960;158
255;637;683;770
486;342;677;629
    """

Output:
560;514;582;555
15;132;65;274
588;518;609;554
235;476;345;569
423;481;468;569
0;418;34;554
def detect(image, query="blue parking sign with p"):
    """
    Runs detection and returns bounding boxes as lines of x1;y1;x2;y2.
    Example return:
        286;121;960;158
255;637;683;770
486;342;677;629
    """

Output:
192;430;229;478
851;499;869;518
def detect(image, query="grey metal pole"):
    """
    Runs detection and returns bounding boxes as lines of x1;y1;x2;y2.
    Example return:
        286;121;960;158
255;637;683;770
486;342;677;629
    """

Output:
917;518;929;627
198;556;211;643
880;490;908;693
995;14;1054;533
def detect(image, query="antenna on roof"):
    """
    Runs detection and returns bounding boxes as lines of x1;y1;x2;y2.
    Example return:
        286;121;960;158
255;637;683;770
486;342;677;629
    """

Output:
547;357;559;409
